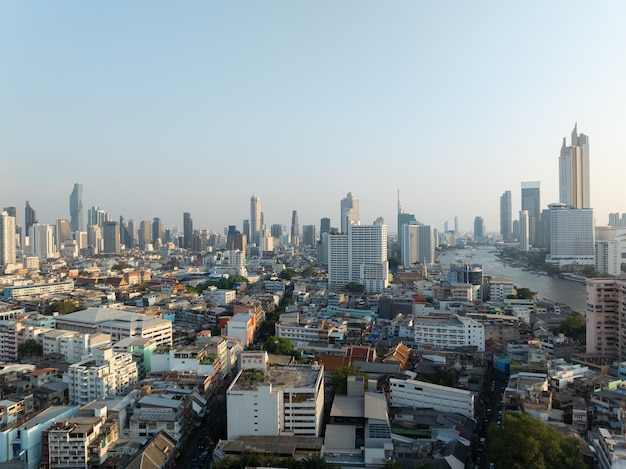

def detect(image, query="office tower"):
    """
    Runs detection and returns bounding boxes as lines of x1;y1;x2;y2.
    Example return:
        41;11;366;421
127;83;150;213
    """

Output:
340;192;359;233
128;219;138;248
152;217;163;245
291;210;299;239
102;221;121;254
521;181;540;247
473;217;485;240
183;212;193;249
540;208;551;250
69;183;83;232
401;224;435;267
559;123;590;209
56;219;72;248
24;201;37;237
119;217;132;248
444;221;449;233
328;222;388;293
0;211;16;266
4;207;21;249
546;203;594;267
250;195;261;245
302;225;316;246
138;220;151;248
454;217;459;234
87;225;101;254
320;217;331;236
29;224;56;260
87;206;110;227
242;219;250;241
519;210;530;252
270;224;282;238
500;190;512;242
397;192;417;250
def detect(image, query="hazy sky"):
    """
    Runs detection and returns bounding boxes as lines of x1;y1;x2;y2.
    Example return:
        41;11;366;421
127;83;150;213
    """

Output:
2;1;626;234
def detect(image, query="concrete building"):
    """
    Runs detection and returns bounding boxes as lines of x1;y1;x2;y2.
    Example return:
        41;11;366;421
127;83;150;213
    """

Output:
547;203;595;267
69;183;83;232
3;280;75;300
41;415;106;469
559;123;590;209
519;210;530;252
340;192;359;234
586;278;626;360
521;181;541;247
102;221;120;254
389;375;475;418
29;223;56;260
500;190;512;242
227;353;324;439
401;224;436;267
412;314;485;352
0;211;16;266
328;222;389;293
64;347;138;405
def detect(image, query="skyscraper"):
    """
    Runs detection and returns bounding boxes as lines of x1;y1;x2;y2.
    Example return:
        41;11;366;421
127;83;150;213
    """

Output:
521;181;540;247
87;206;110;227
24;201;37;237
291;210;299;239
69;183;83;232
320;218;331;235
340;192;359;233
29;224;56;260
250;195;261;245
397;191;417;251
152;217;163;245
56;219;72;248
302;225;316;246
519;210;530;252
138;220;151;248
559;123;590;209
546;203;594;267
328;221;388;293
102;221;121;254
183;212;193;249
0;211;16;266
500;190;512;242
473;217;485;240
401;224;435;266
3;207;21;248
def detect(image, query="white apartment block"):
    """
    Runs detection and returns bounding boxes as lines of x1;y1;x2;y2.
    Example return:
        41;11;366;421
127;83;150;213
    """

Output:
389;376;475;418
413;314;485;352
225;312;255;347
203;287;237;306
151;345;221;375
54;307;172;347
328;223;389;293
42;330;111;363
489;278;515;302
43;416;104;469
0;320;23;361
401;223;436;267
4;281;75;300
546;204;595;267
64;347;138;405
227;358;324;440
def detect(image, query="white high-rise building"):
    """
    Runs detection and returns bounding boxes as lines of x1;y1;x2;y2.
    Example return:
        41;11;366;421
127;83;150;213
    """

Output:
340;192;359;233
519;210;530;252
595;226;625;276
547;203;594;267
401;224;436;266
28;224;56;260
328;222;388;293
0;211;16;266
559;123;590;209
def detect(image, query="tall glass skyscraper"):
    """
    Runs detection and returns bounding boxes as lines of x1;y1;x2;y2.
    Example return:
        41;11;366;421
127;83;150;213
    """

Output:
500;190;512;242
69;183;83;232
559;123;590;209
521;181;540;248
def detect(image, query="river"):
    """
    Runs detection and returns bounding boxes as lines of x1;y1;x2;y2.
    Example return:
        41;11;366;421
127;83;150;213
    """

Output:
437;246;587;313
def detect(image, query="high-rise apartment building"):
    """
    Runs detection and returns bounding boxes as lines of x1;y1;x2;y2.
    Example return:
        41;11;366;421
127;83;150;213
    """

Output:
183;212;193;249
69;183;83;232
401;224;436;266
519;210;530;252
559;123;590;209
340;192;359;233
24;201;37;238
102;221;121;254
397;192;417;250
0;211;16;266
138;220;151;248
521;181;540;247
56;219;72;248
29;224;56;260
328;222;388;293
3;207;20;248
546;203;594;267
250;195;261;245
500;190;512;242
586;278;626;360
87;206;110;227
594;226;622;276
320;217;331;235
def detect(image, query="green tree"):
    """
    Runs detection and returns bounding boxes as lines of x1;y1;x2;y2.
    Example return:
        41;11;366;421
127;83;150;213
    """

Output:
488;412;586;469
516;287;536;299
301;266;316;277
43;301;82;315
551;313;586;339
330;366;369;394
18;339;43;361
280;268;297;280
345;282;365;293
111;261;132;270
263;337;302;359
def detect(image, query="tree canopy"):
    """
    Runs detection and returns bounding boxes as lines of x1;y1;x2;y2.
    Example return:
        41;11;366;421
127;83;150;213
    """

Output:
515;287;536;300
263;337;301;359
330;366;369;394
18;339;43;361
279;268;297;280
43;301;82;315
345;282;365;293
488;412;586;469
551;313;586;339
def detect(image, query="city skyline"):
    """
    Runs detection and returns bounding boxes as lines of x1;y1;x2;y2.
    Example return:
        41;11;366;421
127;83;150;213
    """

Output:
3;3;626;232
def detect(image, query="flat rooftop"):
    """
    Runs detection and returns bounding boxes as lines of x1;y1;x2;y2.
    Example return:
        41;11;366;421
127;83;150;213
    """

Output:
230;364;321;391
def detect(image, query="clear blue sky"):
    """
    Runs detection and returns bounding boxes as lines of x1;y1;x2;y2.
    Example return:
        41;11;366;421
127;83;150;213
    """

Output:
2;1;626;234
